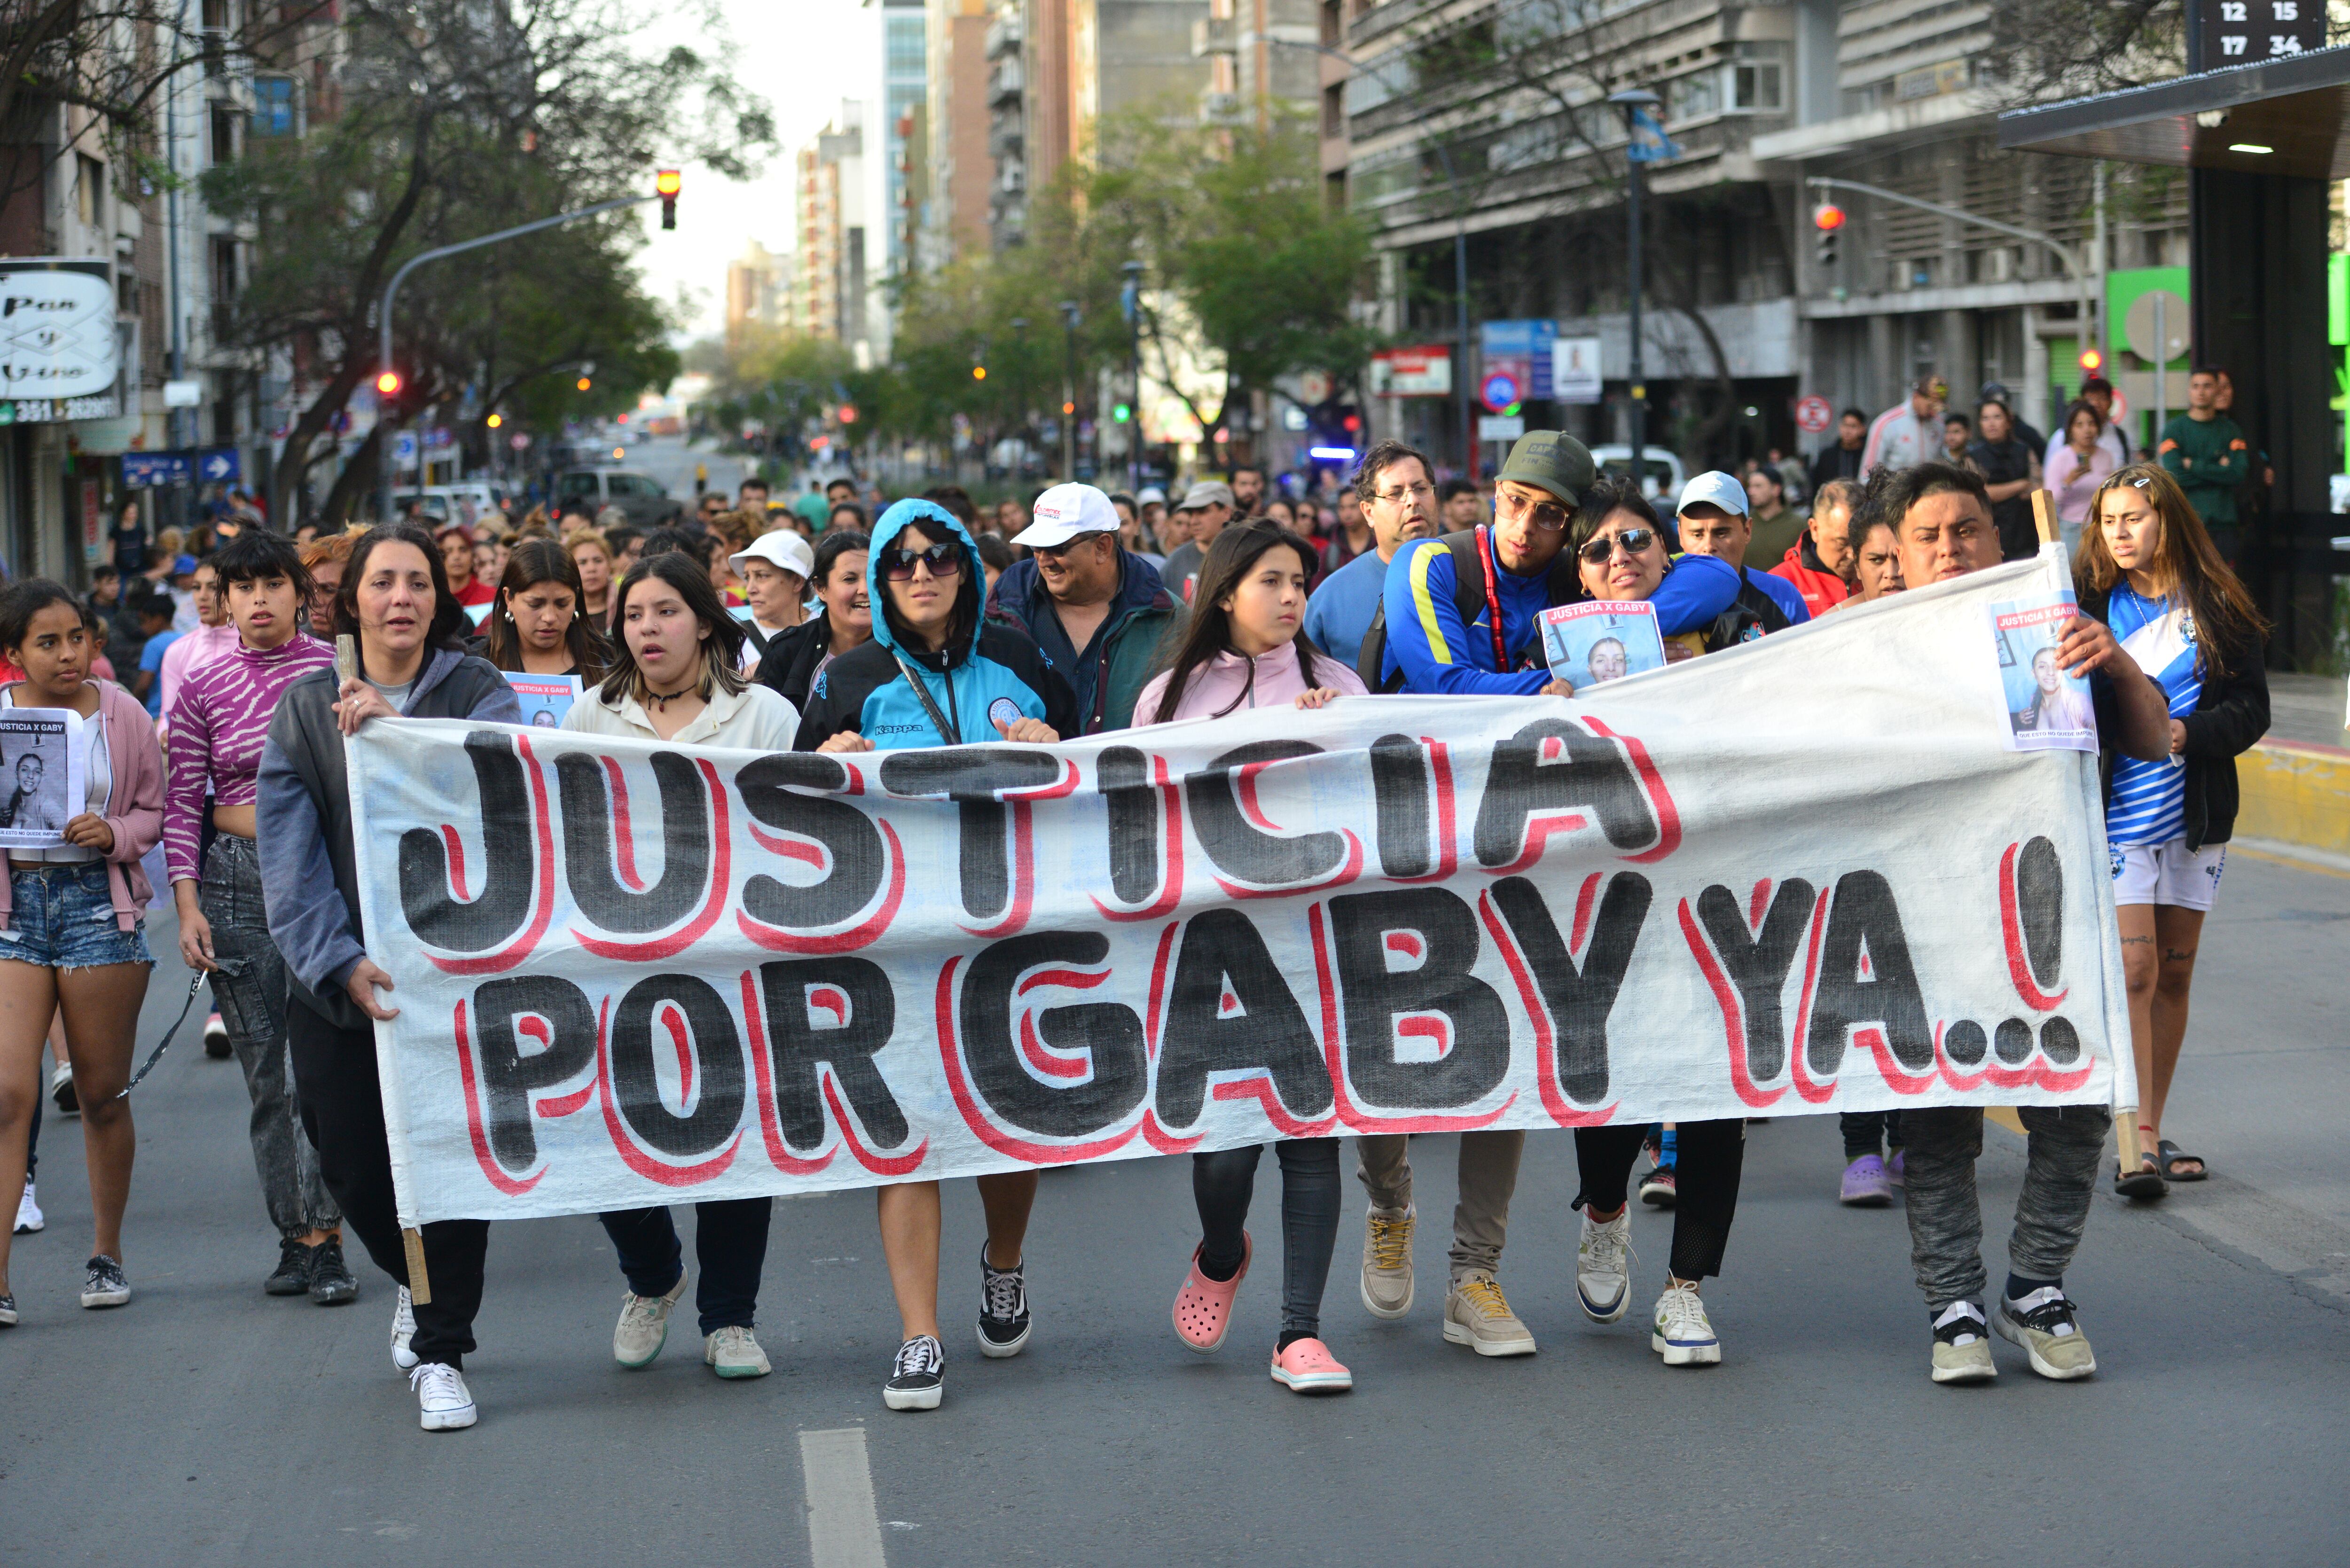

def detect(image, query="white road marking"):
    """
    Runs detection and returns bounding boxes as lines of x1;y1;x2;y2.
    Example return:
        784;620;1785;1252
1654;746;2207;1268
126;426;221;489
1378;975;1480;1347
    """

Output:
800;1427;888;1568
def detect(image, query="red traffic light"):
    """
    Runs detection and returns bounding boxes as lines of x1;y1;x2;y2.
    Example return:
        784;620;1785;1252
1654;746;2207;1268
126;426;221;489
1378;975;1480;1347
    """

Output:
655;169;682;196
2077;346;2104;373
1811;203;1846;232
375;370;401;396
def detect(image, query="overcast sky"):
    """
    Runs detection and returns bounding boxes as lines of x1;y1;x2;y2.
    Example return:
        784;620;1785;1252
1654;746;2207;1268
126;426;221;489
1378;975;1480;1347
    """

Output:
634;0;874;345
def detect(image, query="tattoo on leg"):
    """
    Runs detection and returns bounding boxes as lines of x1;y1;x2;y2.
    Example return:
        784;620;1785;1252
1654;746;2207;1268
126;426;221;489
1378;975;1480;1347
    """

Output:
2119;935;2154;946
2162;948;2194;963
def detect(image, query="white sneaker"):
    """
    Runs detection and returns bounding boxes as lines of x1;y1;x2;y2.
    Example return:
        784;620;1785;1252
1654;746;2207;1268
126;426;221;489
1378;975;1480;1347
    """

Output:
12;1179;40;1234
704;1325;773;1379
613;1271;689;1369
410;1362;477;1431
1574;1208;1633;1323
1651;1283;1720;1366
390;1285;419;1372
50;1063;77;1117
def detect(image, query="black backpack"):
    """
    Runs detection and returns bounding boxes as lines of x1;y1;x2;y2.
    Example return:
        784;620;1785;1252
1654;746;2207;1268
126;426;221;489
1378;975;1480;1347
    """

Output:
1355;527;1581;692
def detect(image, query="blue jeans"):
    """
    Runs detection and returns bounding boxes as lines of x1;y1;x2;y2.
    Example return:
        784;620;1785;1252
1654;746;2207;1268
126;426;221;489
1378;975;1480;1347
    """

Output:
601;1199;773;1334
0;862;152;969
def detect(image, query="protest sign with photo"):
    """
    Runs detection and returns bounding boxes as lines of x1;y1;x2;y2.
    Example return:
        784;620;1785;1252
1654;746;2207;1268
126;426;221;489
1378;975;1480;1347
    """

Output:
0;709;85;850
1989;589;2099;752
347;552;2130;1229
502;673;581;729
1539;601;1667;688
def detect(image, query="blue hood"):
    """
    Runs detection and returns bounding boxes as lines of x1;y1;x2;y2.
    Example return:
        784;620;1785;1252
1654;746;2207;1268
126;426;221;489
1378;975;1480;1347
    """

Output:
868;499;988;669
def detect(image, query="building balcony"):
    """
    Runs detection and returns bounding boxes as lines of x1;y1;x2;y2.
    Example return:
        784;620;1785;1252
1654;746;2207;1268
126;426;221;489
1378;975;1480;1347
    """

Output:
985;16;1022;59
990;58;1024;104
1191;16;1237;57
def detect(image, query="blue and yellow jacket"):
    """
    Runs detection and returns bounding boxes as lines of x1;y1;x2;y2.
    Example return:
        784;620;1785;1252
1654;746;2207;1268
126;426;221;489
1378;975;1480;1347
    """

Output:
794;499;1077;751
1380;530;1743;694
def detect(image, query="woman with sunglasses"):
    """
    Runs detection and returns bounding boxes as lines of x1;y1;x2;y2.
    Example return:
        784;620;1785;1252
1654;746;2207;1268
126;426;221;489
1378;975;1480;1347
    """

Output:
1132;522;1366;1395
1560;476;1750;1370
479;538;608;685
795;499;1075;1412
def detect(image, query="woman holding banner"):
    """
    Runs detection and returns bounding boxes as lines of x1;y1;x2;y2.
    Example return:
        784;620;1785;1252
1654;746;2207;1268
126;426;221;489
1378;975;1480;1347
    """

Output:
1132;523;1367;1395
166;532;353;1304
1559;477;1750;1368
563;551;798;1381
796;498;1075;1411
481;539;609;684
258;523;521;1431
0;580;165;1328
2076;465;2268;1196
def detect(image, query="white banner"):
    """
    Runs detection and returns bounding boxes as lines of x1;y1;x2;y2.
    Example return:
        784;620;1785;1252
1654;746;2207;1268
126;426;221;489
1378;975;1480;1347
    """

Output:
348;551;2128;1226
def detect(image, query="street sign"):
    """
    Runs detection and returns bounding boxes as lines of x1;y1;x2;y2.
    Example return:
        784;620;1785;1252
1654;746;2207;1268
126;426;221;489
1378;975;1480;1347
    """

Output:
392;431;419;464
0;259;119;400
2201;0;2319;63
509;432;531;450
1480;320;1557;398
1370;346;1451;397
1480;371;1523;414
198;447;240;483
122;452;192;486
1478;414;1526;441
1553;336;1602;404
1795;395;1833;434
2124;289;2190;365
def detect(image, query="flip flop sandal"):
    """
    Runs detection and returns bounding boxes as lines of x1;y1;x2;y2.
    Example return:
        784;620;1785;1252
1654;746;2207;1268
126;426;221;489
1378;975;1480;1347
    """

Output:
2114;1156;2167;1200
2158;1139;2208;1182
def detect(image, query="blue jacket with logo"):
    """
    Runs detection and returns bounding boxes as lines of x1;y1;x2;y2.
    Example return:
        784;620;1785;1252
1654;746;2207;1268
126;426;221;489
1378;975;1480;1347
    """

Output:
793;499;1077;751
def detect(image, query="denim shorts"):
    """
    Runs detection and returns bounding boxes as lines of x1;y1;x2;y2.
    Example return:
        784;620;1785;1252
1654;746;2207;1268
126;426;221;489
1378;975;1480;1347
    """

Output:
0;861;154;970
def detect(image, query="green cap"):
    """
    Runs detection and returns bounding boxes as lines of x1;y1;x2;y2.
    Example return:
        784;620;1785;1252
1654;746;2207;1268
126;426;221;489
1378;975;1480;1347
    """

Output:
1495;430;1596;509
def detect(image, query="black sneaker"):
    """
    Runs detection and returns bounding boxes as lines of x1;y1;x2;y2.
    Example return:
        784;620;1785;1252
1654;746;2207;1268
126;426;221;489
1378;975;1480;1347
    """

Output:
1638;1163;1677;1208
308;1240;359;1305
0;1292;17;1327
977;1243;1030;1358
80;1254;130;1309
264;1237;314;1296
50;1064;77;1116
884;1334;945;1411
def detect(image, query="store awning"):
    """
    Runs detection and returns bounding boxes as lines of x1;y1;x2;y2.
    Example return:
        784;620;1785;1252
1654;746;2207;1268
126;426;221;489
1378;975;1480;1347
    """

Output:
1996;46;2350;179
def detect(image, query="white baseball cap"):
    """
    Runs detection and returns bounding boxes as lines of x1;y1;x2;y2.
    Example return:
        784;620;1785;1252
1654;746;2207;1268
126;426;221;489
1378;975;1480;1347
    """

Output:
1136;486;1167;506
730;529;815;580
1676;470;1750;519
1012;483;1121;549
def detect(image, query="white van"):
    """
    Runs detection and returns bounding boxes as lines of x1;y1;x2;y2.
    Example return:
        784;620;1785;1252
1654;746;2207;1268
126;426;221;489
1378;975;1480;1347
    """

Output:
1586;445;1688;502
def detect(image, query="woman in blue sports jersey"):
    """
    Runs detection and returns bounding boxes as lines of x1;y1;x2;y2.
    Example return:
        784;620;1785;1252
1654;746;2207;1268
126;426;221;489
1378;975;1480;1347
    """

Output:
795;499;1076;1411
2076;465;2268;1197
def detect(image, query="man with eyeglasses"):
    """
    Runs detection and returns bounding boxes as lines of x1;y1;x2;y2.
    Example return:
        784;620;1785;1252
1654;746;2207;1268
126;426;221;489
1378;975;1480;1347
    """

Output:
989;482;1184;734
1301;440;1441;671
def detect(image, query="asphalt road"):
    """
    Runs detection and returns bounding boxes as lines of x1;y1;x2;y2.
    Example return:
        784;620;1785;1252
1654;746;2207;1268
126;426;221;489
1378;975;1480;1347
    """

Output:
619;432;746;509
4;851;2346;1566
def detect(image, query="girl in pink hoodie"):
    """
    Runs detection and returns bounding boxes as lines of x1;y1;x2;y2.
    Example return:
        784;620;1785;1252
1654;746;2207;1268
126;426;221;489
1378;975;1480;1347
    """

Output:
1134;523;1367;1395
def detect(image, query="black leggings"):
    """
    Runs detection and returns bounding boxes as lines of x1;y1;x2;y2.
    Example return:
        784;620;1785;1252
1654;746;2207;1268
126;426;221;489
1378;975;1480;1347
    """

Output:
1574;1120;1745;1281
288;1002;489;1369
1194;1138;1340;1342
1840;1110;1905;1160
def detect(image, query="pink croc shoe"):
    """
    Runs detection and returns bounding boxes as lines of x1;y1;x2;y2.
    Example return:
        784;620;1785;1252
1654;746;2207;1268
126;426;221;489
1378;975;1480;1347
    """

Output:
1172;1235;1251;1353
1269;1337;1354;1395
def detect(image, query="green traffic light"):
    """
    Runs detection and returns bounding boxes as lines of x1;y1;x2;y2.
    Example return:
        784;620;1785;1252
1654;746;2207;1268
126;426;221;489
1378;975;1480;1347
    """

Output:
1113;403;1132;422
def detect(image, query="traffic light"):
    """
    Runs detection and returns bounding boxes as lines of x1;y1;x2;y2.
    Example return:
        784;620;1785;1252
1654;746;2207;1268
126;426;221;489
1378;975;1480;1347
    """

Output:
577;375;592;392
486;412;502;429
1812;203;1844;268
375;368;401;397
1062;399;1075;416
656;169;680;230
2077;346;2104;375
1112;401;1131;423
971;364;987;381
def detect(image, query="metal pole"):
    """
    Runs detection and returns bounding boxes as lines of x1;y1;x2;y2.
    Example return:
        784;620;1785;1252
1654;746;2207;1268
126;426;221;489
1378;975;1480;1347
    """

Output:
1627;149;1645;497
2153;290;2167;458
1122;261;1143;493
1058;301;1079;479
1455;222;1471;481
165;0;188;460
375;192;659;522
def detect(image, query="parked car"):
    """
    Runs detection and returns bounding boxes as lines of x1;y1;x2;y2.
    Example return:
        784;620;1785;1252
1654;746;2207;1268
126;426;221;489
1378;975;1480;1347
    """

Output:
553;468;681;527
1587;444;1688;503
393;483;510;527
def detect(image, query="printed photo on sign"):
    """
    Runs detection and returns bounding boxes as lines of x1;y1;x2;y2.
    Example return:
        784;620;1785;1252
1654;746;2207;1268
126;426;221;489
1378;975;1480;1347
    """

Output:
1538;600;1667;689
0;710;85;849
502;673;580;729
1988;591;2097;752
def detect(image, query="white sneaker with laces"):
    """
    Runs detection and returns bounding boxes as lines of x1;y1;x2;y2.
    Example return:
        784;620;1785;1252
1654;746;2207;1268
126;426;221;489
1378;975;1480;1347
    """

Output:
705;1325;773;1379
613;1271;689;1368
390;1285;419;1372
1651;1283;1721;1365
410;1362;477;1431
1575;1208;1633;1323
12;1179;40;1234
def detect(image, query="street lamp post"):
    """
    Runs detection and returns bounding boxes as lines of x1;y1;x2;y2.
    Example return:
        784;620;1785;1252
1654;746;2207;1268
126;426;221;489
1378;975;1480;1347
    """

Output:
1059;299;1081;479
1121;260;1144;493
1609;89;1661;500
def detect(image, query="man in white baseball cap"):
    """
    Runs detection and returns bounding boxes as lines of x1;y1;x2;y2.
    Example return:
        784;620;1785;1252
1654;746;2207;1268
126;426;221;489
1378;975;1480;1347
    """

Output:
1672;471;1807;631
730;529;817;668
991;482;1183;733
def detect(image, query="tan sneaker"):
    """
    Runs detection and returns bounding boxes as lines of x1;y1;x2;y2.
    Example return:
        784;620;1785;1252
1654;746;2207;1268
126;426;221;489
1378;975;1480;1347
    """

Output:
1992;1287;2096;1380
1360;1205;1415;1319
1442;1271;1536;1357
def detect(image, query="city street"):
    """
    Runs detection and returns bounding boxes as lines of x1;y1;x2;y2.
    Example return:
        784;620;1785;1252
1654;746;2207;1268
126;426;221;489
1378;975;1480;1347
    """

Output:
2;852;2345;1564
619;432;749;510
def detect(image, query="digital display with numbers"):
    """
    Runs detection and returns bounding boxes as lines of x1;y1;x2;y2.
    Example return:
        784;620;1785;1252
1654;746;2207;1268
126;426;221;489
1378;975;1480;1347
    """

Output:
2201;0;2324;62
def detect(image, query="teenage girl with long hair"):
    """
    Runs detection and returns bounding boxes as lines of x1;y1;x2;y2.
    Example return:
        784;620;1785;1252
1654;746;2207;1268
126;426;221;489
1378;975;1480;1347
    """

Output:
2075;464;2269;1196
481;538;609;684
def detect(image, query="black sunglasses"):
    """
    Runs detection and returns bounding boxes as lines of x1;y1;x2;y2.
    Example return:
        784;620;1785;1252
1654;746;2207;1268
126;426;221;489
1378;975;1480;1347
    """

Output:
1577;527;1659;565
881;542;965;582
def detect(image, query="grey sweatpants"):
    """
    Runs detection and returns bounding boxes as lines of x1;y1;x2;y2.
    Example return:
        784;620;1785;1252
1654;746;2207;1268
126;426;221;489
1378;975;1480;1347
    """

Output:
1355;1129;1525;1286
1901;1104;2109;1312
203;835;340;1239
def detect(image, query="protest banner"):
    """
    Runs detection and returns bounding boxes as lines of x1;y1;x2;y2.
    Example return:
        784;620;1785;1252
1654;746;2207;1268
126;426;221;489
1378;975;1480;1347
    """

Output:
348;549;2131;1227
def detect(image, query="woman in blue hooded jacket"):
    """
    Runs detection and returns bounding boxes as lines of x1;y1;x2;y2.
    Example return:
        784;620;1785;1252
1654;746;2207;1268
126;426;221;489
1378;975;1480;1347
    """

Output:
795;499;1075;1412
